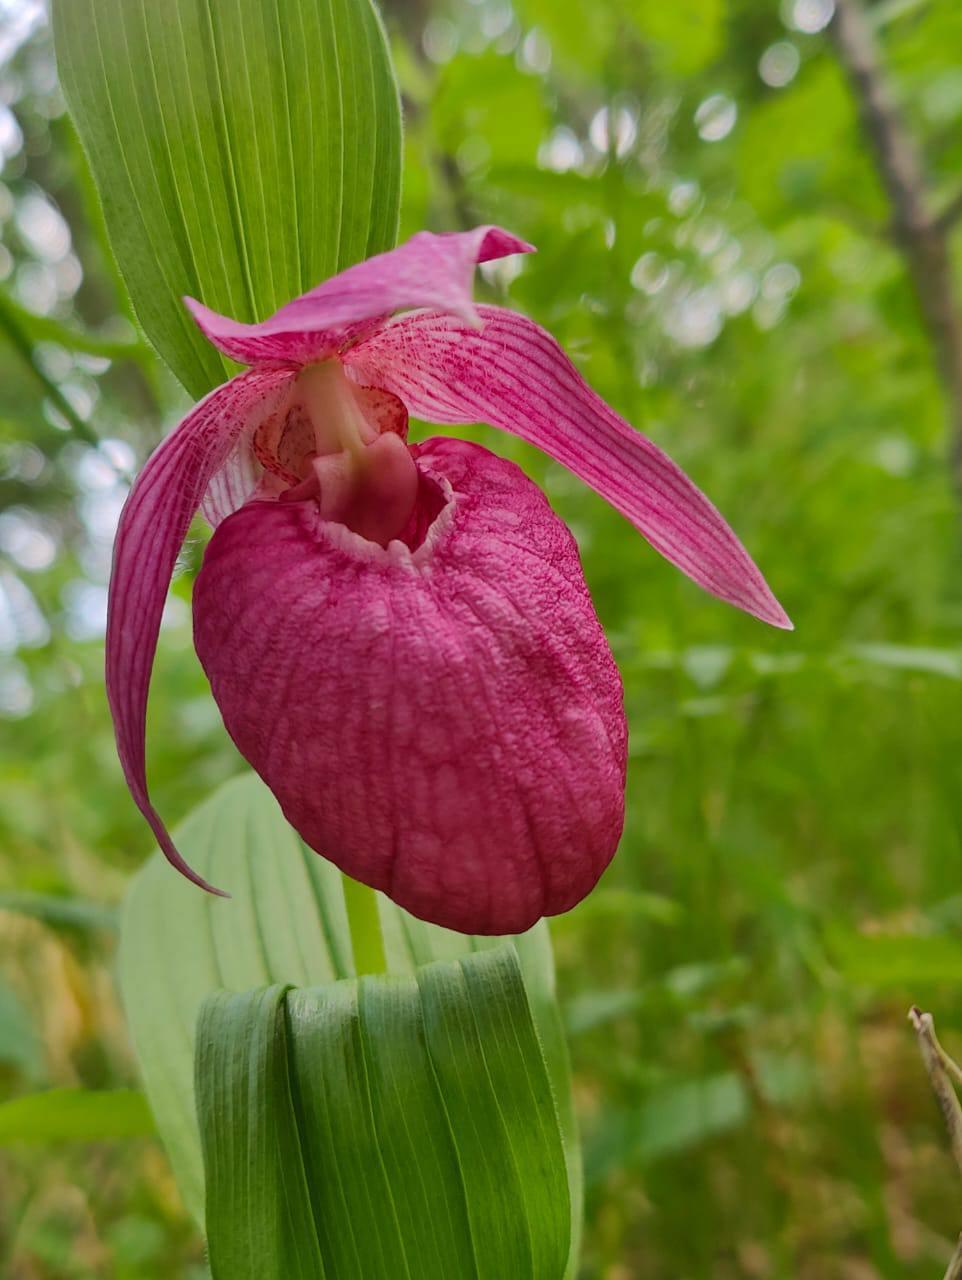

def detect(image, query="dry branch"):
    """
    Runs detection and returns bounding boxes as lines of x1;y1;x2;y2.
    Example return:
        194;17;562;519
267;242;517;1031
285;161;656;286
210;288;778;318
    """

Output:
908;1008;962;1279
832;0;962;499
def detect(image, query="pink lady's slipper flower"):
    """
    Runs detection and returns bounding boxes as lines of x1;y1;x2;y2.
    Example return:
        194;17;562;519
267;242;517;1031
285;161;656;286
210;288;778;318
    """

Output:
107;227;790;935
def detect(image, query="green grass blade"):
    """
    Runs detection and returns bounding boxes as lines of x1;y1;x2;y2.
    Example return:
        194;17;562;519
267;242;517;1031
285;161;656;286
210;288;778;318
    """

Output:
0;1089;155;1143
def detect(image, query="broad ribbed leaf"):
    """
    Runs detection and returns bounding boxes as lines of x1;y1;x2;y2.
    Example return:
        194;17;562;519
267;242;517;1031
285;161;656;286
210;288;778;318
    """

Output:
198;952;569;1280
52;0;402;398
196;987;325;1280
118;772;581;1272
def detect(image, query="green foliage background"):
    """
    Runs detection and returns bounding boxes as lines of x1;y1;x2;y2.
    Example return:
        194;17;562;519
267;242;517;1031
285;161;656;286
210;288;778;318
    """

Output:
3;0;962;1275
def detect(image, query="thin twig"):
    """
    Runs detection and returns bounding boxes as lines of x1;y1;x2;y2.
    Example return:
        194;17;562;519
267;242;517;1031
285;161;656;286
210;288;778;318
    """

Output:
909;1007;962;1176
0;288;148;362
941;1043;962;1093
832;0;929;238
0;287;100;449
936;190;962;234
945;1234;962;1280
0;288;134;483
908;1007;962;1278
831;0;962;503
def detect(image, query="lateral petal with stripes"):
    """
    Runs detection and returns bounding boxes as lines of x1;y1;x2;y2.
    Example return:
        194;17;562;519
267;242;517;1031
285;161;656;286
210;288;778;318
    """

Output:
105;368;295;893
345;307;790;629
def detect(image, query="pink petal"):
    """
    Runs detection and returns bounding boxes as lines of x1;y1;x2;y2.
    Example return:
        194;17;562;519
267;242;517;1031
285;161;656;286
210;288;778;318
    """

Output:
201;425;265;526
345;306;792;629
106;368;294;891
184;227;534;367
193;438;627;934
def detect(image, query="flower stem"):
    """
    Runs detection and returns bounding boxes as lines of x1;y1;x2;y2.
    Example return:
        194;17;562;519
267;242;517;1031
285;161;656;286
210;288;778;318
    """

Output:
342;874;387;975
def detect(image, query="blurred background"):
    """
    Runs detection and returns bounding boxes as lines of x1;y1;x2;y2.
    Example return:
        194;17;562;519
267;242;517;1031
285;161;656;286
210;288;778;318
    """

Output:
3;0;962;1274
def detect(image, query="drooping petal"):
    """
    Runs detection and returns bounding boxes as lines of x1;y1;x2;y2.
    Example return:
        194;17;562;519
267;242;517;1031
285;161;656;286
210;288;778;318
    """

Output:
193;438;627;934
106;368;294;891
345;306;791;629
183;227;534;367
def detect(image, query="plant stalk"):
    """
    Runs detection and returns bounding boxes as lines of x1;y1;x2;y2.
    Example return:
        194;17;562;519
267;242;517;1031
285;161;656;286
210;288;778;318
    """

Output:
342;875;387;976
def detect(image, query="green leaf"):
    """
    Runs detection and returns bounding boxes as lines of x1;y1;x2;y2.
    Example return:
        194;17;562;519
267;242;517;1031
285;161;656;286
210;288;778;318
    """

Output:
53;0;402;398
432;52;548;168
0;288;103;449
0;983;43;1083
828;928;962;988
735;60;885;224
415;950;570;1278
196;987;325;1280
513;0;616;75
118;772;581;1273
0;289;145;362
198;951;570;1280
0;891;118;933
848;643;962;679
586;1074;748;1184
585;1055;812;1184
0;1089;155;1143
624;0;724;74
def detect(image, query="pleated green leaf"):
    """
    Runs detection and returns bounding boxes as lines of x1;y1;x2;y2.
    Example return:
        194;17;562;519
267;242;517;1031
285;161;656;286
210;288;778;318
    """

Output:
52;0;402;398
198;952;569;1280
196;987;325;1280
118;772;581;1272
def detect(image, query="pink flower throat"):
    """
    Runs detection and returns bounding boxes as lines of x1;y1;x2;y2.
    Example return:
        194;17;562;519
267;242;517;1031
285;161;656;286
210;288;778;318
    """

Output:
257;361;419;547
